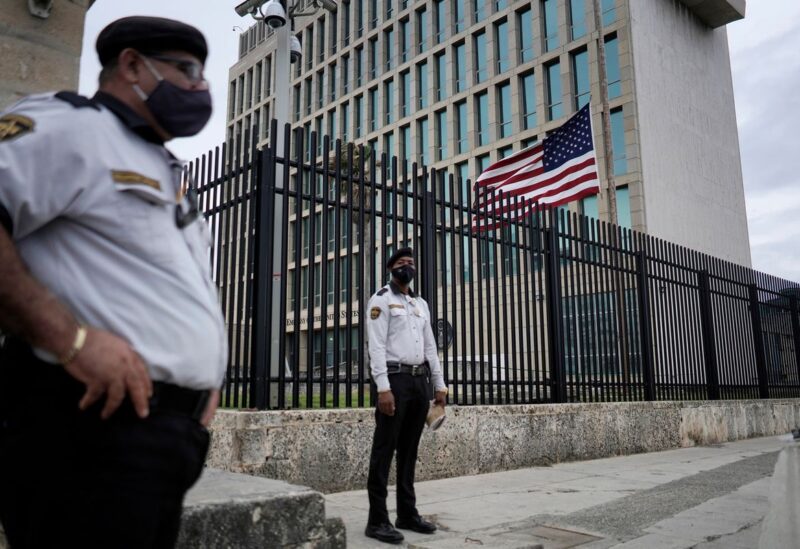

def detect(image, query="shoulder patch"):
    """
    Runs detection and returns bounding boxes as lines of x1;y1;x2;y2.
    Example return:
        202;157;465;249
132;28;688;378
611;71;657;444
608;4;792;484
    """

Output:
0;114;35;142
55;91;100;110
370;307;381;320
377;288;388;296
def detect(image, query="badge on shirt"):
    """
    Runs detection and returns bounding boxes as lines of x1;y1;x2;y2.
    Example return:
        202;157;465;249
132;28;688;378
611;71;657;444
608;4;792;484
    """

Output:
111;170;161;191
0;114;35;142
371;307;381;319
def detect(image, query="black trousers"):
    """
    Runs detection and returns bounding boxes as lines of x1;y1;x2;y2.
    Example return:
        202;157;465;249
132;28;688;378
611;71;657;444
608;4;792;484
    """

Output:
0;340;209;549
366;372;431;526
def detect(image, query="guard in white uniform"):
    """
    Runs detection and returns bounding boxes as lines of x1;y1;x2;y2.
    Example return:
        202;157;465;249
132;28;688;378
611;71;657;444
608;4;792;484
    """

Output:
364;247;448;544
0;16;225;549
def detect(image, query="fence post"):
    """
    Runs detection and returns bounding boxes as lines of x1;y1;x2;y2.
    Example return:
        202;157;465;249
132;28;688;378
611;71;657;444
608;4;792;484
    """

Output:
697;269;720;400
544;209;566;403
748;283;770;399
635;250;656;400
250;146;274;410
790;296;800;395
421;189;437;317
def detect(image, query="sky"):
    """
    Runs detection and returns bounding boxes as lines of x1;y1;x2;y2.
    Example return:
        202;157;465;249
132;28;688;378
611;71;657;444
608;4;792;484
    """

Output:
78;0;800;282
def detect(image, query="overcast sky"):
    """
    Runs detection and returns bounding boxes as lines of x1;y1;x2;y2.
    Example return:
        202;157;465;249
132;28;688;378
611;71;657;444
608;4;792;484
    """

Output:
78;0;800;282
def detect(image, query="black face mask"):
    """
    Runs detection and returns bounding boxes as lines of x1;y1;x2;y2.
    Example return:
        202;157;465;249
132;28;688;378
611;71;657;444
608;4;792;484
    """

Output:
134;59;212;138
392;265;415;284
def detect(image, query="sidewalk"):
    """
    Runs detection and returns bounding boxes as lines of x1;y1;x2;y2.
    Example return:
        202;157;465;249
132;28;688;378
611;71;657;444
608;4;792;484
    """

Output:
325;436;791;548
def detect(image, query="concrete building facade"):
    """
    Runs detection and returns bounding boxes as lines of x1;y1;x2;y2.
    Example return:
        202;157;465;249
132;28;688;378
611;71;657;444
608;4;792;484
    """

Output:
227;0;750;265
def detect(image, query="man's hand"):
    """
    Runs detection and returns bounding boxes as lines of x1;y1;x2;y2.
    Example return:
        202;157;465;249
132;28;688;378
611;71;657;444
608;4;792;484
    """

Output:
63;327;152;420
434;390;447;408
200;389;220;427
378;390;395;416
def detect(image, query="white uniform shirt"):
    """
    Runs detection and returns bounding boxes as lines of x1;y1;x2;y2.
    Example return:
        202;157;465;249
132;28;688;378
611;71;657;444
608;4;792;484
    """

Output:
366;281;446;393
0;92;227;390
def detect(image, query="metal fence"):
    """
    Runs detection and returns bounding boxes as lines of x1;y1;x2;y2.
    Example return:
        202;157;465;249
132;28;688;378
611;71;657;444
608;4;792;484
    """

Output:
190;122;800;409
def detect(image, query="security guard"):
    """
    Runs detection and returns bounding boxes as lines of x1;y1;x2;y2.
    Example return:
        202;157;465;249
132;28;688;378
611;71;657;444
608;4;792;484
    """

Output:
365;247;448;544
0;17;226;548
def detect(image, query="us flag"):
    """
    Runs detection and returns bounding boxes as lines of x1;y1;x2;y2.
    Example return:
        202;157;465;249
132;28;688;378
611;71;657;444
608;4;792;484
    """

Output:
472;103;600;232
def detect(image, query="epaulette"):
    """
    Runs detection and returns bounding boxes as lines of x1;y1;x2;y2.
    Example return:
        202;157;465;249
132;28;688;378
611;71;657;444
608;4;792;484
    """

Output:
55;91;100;111
377;288;388;296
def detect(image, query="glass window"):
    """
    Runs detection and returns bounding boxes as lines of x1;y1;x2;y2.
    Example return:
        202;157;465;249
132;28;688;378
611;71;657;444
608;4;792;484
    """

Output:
355;95;363;138
355;47;364;87
521;72;537;130
401;19;411;63
455;43;466;92
477;153;491;173
495;20;509;73
343;1;351;46
356;0;364;37
416;8;428;54
572;49;590;109
435;52;448;101
369;87;378;132
417;61;429;108
254;62;262;103
317;18;326;63
385;0;393;19
476;91;489;146
474;31;487;83
605;35;621;99
228;80;236;119
246;69;253;110
315;116;323;155
400;71;411;117
542;0;559;52
570;0;586;40
610;107;626;175
518;8;534;63
343;102;350;143
385;27;395;71
401;124;412;170
436;109;448;160
546;61;562;121
293;84;300;122
499;145;514;158
370;0;378;28
384;79;394;124
617;185;631;228
435;0;447;44
305;28;313;71
473;0;485;23
495;0;507;11
369;38;378;78
417;117;430;165
456;100;468;154
328;108;337;140
342;55;350;95
329;63;337;101
384;131;395;163
317;71;324;108
304;78;312;116
454;0;466;33
602;0;615;26
497;82;512;138
329;11;337;54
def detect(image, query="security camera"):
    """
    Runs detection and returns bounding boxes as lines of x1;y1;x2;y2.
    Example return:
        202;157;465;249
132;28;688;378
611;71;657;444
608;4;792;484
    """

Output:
262;0;287;28
313;0;337;11
290;35;302;63
234;0;267;17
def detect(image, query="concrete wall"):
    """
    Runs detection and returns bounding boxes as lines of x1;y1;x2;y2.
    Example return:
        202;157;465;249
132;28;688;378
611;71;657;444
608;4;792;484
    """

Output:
628;0;751;265
0;0;92;110
208;399;800;493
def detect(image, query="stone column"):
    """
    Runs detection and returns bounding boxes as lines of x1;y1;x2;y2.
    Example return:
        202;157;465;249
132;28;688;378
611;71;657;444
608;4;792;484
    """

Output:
0;0;93;110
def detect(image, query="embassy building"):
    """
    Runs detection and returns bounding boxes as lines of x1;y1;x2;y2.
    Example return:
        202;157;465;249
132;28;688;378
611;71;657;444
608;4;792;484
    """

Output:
224;0;751;386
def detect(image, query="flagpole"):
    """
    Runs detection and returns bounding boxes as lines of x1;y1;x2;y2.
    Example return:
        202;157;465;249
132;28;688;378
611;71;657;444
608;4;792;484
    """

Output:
592;0;630;395
591;0;617;225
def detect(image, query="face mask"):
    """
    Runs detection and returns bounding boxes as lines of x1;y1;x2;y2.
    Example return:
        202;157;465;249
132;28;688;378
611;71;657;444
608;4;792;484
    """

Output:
133;58;212;138
392;265;415;284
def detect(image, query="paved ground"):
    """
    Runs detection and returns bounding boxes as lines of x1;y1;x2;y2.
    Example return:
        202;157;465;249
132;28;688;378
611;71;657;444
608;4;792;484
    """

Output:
325;436;794;548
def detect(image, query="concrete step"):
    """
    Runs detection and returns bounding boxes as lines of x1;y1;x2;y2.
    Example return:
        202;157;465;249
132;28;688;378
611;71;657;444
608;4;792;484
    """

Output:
178;468;346;548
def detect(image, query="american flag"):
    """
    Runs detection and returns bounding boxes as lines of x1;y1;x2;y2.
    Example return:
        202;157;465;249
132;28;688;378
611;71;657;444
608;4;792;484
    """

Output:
472;103;600;232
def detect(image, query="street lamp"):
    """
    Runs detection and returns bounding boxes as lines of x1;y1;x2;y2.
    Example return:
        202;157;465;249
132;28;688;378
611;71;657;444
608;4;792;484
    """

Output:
236;0;337;407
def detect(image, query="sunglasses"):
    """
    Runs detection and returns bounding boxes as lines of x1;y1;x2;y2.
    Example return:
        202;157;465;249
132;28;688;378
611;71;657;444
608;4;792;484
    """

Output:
146;54;205;85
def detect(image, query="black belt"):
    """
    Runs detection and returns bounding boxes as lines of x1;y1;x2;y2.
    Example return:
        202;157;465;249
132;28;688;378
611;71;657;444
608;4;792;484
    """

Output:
386;362;429;376
149;382;210;422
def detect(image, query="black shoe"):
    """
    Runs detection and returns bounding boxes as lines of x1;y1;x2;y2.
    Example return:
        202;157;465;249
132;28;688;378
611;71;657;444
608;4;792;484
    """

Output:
395;515;437;534
365;523;405;544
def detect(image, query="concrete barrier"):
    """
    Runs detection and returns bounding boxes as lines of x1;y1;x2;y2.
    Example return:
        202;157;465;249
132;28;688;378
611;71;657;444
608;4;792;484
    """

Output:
207;399;800;493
